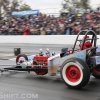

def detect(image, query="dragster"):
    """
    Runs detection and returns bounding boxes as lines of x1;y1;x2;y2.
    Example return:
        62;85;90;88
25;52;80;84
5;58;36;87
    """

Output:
0;30;100;89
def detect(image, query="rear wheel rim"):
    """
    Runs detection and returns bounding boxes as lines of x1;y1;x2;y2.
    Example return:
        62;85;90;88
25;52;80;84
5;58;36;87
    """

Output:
66;65;81;82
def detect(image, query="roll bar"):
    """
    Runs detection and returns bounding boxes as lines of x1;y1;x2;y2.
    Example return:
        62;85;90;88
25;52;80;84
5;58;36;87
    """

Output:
72;30;97;53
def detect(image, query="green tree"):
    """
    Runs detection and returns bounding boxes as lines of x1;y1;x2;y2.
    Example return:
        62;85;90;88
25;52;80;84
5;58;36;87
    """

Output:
5;0;21;16
0;8;2;20
0;0;21;19
80;0;90;10
61;0;91;13
20;3;32;11
0;0;9;20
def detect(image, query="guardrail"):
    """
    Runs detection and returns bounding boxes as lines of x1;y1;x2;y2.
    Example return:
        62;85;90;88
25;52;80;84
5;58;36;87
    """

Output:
0;35;100;45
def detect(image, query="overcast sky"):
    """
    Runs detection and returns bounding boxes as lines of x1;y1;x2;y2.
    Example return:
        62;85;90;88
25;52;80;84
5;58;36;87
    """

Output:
23;0;100;13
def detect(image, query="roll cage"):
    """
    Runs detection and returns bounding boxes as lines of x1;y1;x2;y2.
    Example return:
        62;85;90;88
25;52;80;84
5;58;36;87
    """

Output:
72;30;98;53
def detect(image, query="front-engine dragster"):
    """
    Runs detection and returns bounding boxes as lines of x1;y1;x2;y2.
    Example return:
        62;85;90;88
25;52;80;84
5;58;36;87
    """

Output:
1;30;100;89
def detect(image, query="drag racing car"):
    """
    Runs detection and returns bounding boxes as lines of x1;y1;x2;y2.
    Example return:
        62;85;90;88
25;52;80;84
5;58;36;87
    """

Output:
0;30;100;89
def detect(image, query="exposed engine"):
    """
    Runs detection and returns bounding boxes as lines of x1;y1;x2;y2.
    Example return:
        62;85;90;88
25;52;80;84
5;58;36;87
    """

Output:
32;56;50;75
16;48;55;75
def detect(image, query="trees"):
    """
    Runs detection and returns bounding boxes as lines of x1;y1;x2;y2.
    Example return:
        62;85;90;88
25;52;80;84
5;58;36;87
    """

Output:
0;8;2;20
0;0;9;20
61;0;91;13
0;0;21;19
5;0;21;16
61;0;79;12
0;0;32;20
80;0;90;10
20;3;32;11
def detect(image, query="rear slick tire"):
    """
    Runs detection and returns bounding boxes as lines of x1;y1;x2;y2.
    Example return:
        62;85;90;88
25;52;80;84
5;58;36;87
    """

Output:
60;58;90;89
92;65;100;79
92;53;100;79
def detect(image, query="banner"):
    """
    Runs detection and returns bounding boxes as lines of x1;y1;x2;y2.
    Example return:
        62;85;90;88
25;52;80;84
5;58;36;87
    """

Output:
11;10;40;16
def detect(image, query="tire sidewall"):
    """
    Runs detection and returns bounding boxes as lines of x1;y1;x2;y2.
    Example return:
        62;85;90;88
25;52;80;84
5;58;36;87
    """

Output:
60;58;90;89
92;53;100;78
92;65;100;78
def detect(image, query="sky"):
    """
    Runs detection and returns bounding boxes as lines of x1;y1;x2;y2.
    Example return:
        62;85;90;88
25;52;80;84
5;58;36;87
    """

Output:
22;0;100;13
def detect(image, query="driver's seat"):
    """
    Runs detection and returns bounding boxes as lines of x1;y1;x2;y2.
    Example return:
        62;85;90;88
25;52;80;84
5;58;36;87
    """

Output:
60;48;70;57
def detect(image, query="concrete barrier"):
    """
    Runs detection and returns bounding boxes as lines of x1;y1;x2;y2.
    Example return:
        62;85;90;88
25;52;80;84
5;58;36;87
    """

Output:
0;35;100;45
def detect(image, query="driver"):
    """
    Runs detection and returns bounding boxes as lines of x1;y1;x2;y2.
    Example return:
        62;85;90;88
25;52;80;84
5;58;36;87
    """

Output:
79;36;92;50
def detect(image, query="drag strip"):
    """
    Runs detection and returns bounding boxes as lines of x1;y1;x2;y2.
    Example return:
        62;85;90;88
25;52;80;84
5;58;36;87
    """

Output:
0;44;100;100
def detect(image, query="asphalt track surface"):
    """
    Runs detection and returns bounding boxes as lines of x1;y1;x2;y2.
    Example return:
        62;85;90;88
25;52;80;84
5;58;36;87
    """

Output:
0;44;100;100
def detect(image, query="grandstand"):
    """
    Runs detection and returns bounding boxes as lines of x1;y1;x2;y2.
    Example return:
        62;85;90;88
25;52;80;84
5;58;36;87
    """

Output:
0;7;100;35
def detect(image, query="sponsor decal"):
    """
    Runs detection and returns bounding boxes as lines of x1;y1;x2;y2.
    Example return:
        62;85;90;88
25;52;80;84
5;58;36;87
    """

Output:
75;53;85;59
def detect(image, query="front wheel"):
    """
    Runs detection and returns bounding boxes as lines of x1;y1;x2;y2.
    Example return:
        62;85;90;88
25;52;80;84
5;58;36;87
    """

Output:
60;58;90;89
16;54;28;64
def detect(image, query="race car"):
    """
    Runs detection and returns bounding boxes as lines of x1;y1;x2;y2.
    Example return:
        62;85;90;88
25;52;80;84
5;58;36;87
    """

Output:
1;30;100;89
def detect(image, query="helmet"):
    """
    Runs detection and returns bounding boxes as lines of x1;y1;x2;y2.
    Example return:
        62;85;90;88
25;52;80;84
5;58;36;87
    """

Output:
85;36;90;42
80;36;89;41
82;36;89;39
85;36;89;39
79;35;90;45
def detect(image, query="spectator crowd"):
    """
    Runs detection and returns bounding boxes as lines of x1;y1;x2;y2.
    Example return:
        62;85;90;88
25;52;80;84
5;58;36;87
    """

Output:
0;8;100;35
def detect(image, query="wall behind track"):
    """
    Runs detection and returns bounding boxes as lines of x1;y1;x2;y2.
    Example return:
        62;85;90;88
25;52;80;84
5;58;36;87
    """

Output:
0;35;99;45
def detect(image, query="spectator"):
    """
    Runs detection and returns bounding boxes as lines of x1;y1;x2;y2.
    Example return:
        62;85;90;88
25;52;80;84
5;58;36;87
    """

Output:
23;26;30;35
0;9;100;35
